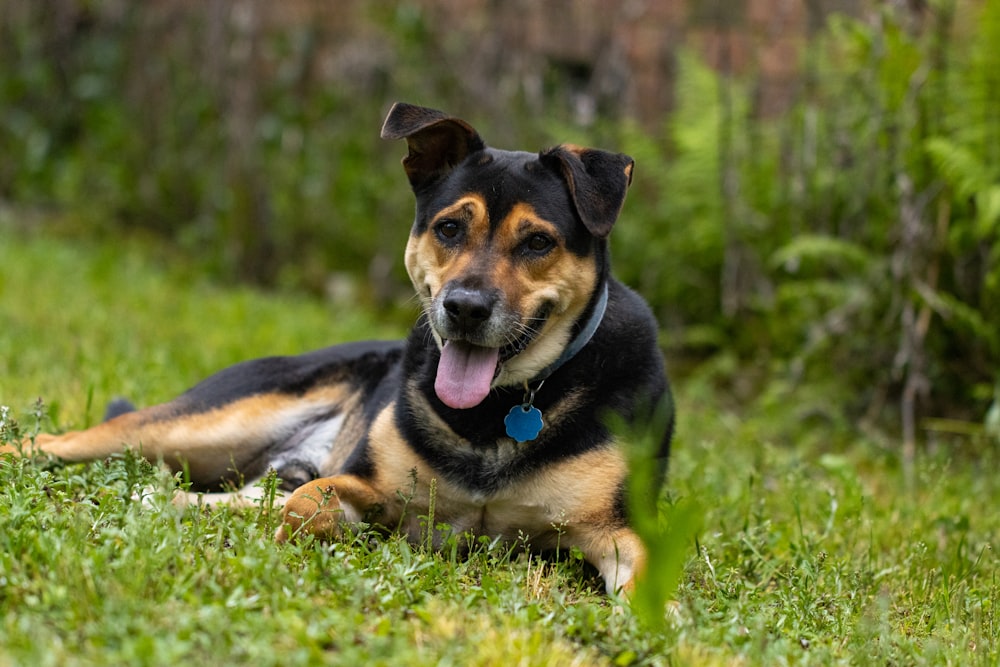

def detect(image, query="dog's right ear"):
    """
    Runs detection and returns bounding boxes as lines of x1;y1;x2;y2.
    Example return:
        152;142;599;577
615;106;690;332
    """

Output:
381;102;486;191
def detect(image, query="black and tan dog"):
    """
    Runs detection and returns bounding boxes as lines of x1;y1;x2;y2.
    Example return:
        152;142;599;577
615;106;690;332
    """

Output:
6;103;673;594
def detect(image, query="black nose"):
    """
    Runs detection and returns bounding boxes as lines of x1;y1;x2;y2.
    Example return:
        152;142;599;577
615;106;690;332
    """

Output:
443;287;495;331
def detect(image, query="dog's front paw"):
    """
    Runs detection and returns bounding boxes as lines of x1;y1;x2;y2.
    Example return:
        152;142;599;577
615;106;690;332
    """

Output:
274;477;346;543
582;528;647;597
274;473;385;544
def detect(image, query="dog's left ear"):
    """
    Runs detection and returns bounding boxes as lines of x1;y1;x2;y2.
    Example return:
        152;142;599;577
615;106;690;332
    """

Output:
540;145;634;239
381;102;486;191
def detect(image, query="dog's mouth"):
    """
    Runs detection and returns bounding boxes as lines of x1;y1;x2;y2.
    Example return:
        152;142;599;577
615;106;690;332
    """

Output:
431;295;554;410
434;307;550;410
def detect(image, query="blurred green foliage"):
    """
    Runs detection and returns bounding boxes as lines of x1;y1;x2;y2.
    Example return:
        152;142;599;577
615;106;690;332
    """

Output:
0;1;997;449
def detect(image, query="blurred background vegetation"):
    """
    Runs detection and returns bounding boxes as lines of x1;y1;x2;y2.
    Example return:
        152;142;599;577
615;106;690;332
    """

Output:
1;0;998;460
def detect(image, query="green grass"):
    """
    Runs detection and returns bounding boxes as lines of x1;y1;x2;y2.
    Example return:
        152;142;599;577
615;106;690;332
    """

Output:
2;230;999;665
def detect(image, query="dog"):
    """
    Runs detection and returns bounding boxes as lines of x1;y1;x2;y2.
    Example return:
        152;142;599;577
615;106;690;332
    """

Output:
4;103;673;594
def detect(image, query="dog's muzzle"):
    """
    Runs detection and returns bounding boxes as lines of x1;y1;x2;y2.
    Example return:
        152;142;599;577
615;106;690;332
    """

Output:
430;284;529;410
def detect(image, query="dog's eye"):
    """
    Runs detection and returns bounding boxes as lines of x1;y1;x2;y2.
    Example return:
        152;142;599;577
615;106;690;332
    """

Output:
523;233;554;254
435;220;463;243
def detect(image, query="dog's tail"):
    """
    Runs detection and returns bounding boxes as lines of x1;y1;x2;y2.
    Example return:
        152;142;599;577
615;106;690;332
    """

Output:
103;398;137;422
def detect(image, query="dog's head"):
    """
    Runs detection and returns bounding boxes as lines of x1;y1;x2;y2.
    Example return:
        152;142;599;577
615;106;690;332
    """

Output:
382;102;633;410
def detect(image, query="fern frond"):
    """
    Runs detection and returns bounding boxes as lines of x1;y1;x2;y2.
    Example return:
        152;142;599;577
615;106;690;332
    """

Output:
770;234;876;275
925;137;993;200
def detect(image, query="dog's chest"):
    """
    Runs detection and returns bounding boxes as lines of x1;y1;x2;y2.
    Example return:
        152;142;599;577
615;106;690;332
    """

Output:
365;401;626;546
388;465;596;550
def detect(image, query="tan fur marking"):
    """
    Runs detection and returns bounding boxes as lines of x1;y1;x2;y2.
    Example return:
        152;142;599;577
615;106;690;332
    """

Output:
492;203;598;385
366;401;437;528
486;445;642;594
533;387;587;425
405;194;490;313
15;383;356;484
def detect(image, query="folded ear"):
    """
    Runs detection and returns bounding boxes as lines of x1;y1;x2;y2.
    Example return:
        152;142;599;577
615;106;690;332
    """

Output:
381;102;486;191
540;145;634;239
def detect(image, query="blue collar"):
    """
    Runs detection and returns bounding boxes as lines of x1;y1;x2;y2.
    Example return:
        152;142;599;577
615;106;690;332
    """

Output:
504;283;610;443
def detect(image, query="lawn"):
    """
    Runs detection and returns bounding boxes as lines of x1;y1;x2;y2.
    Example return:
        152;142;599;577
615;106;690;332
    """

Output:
2;231;998;666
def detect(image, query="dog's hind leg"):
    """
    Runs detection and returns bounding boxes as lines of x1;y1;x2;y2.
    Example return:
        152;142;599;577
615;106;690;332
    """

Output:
3;342;401;492
9;382;357;491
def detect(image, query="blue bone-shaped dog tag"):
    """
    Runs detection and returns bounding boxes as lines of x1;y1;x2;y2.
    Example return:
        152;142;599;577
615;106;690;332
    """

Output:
504;404;544;443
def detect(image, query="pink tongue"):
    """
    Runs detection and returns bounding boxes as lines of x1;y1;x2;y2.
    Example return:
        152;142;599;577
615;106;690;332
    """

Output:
435;341;500;409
